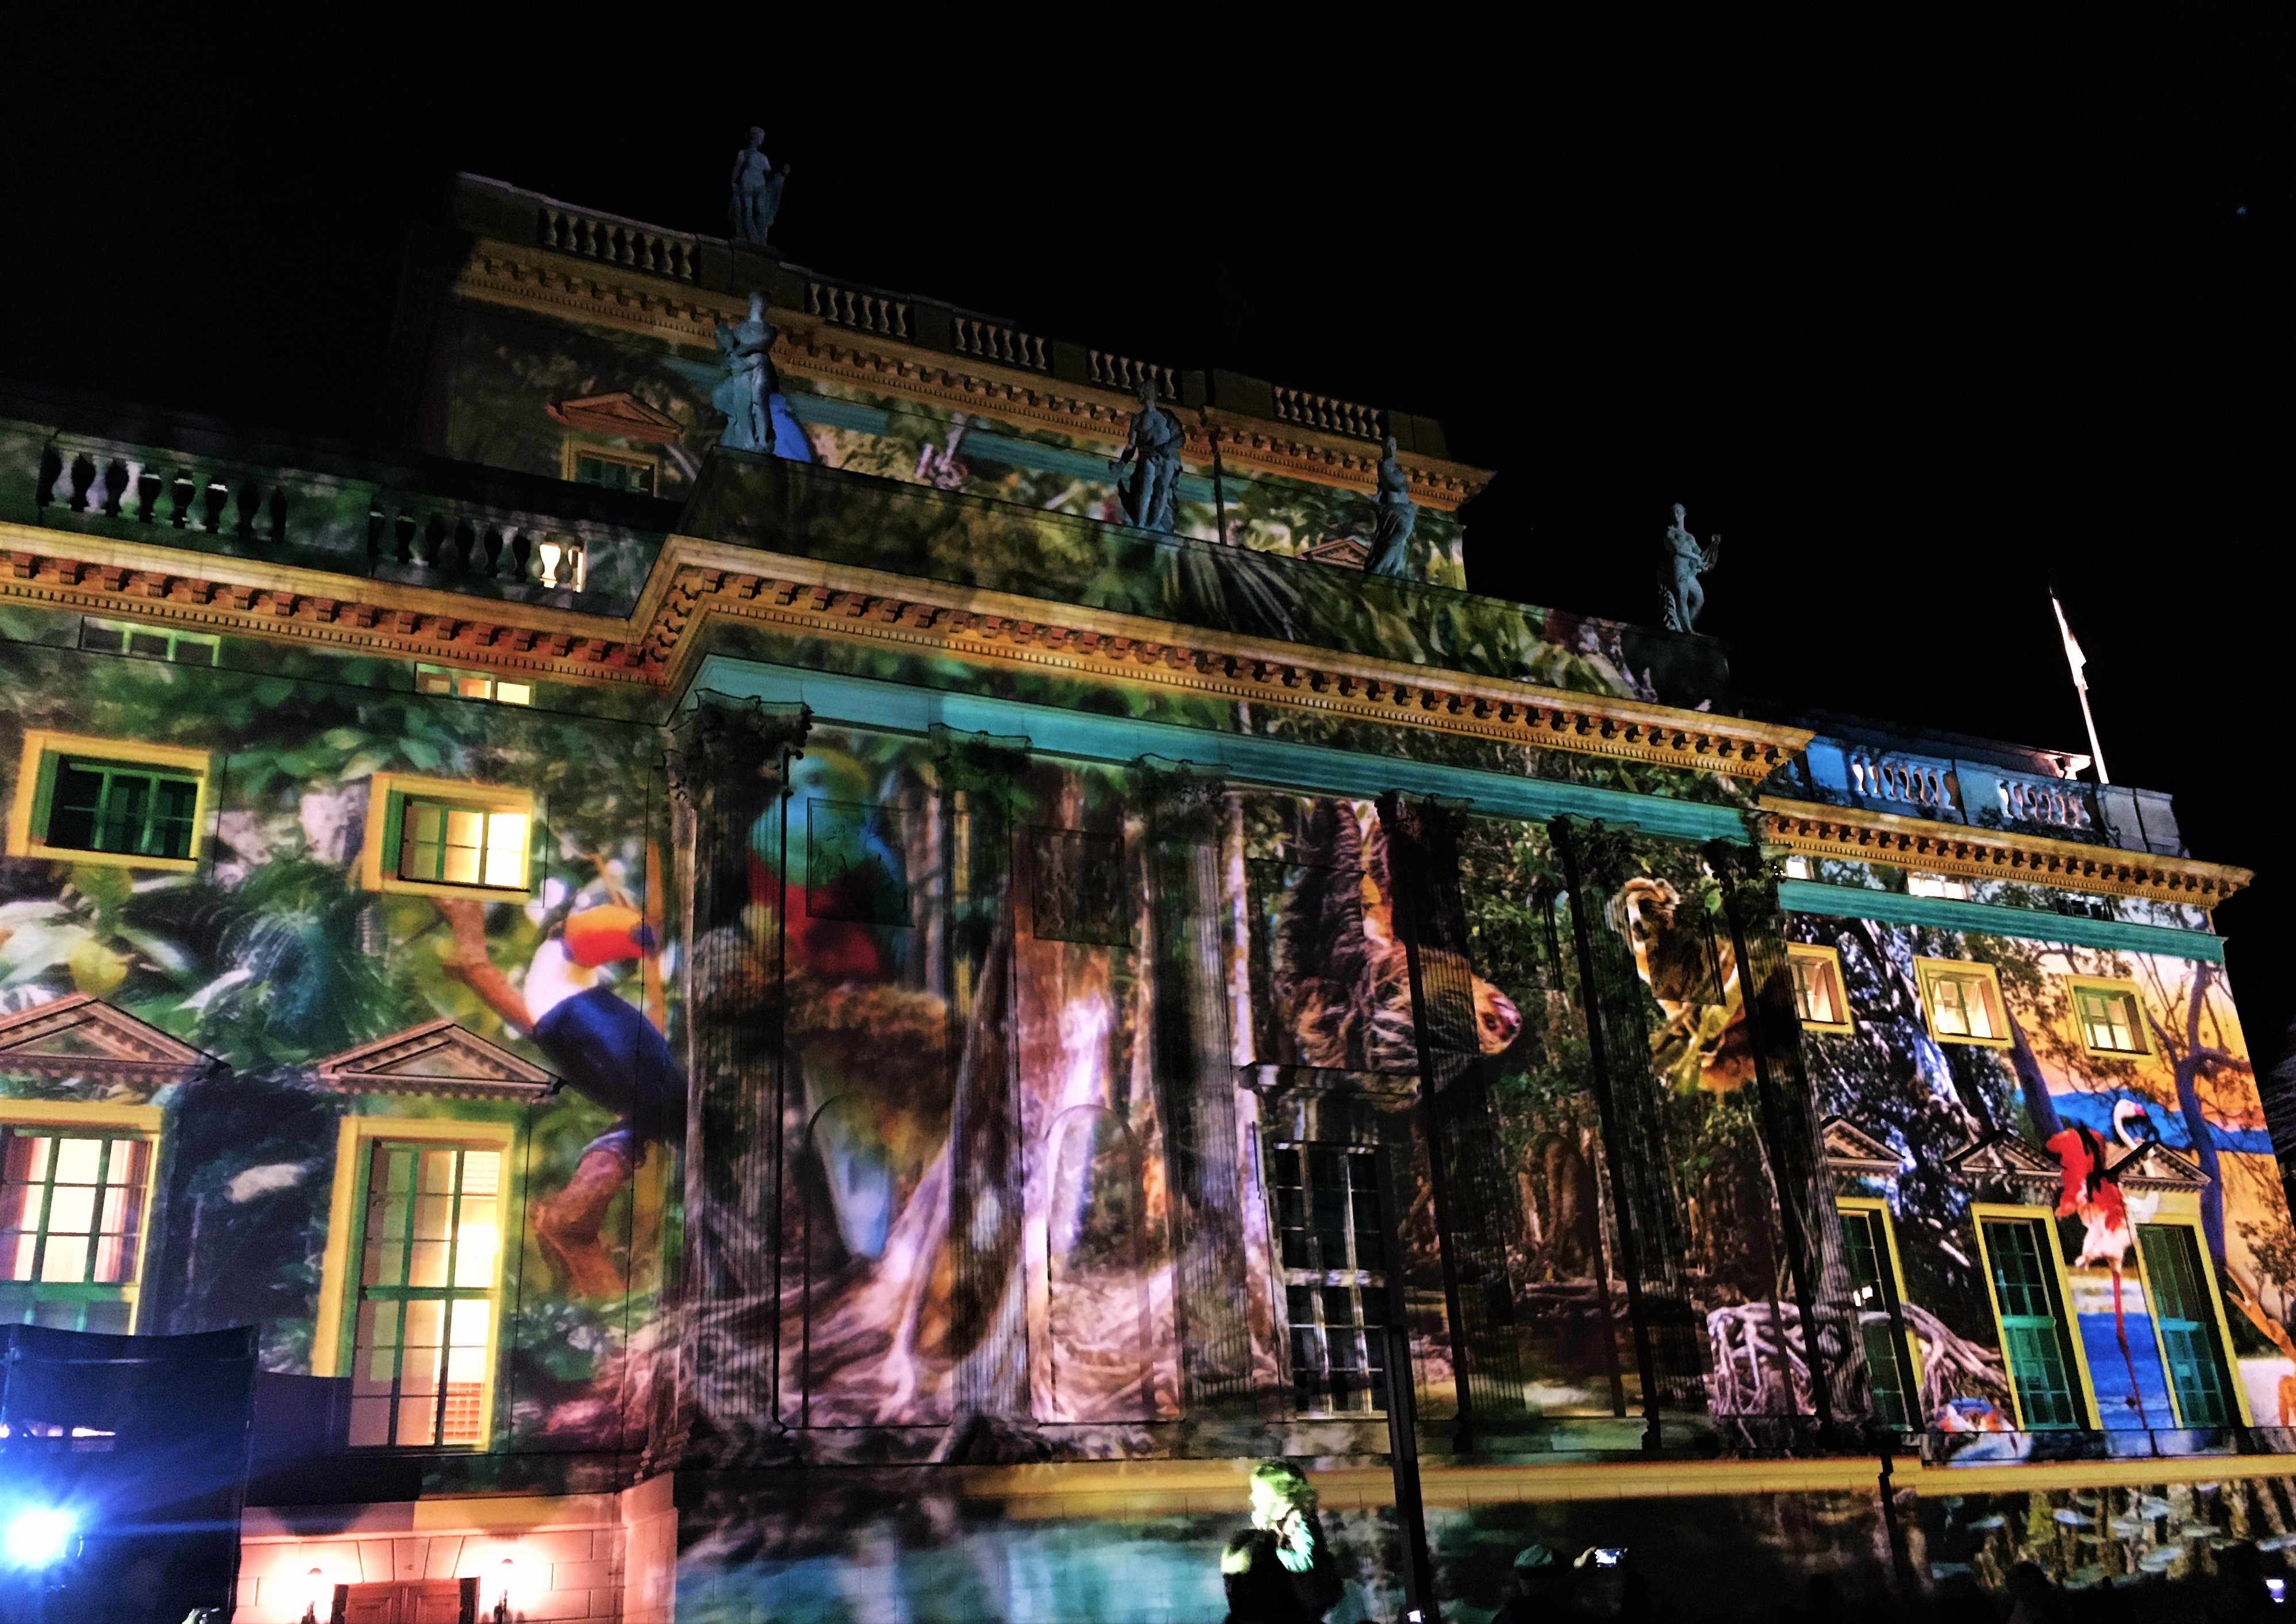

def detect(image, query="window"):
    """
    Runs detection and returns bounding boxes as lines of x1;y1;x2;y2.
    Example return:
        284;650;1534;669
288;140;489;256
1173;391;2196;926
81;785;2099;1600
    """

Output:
1907;872;1972;900
1271;1143;1391;1415
1789;944;1853;1032
1837;1200;1918;1429
346;1138;502;1449
416;665;532;706
2068;977;2149;1059
1976;1212;2091;1429
1914;957;2012;1048
0;1116;157;1333
1782;854;1812;880
2136;1223;2239;1427
570;450;655;495
357;775;536;901
79;617;219;667
9;732;211;873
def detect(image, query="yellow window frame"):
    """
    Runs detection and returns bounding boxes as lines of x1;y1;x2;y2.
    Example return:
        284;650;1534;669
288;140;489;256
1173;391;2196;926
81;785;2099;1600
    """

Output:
2066;975;2152;1060
1971;1201;2100;1430
2129;1210;2253;1428
1788;942;1854;1032
357;773;537;902
7;730;214;874
0;1098;164;1332
311;1114;520;1450
1835;1196;1923;1375
560;440;659;494
1914;956;2013;1049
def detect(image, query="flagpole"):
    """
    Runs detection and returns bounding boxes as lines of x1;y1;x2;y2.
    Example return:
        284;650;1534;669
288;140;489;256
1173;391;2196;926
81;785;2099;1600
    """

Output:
2052;593;2109;784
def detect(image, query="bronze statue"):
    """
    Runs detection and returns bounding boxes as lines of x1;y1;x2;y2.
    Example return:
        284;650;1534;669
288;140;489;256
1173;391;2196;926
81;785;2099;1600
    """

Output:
712;291;779;454
1366;434;1419;578
1110;379;1183;533
1658;502;1720;631
729;128;791;246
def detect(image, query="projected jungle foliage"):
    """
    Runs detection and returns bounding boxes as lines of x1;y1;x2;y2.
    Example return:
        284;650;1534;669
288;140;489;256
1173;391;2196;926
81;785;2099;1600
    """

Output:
0;621;666;1456
1793;905;2296;1453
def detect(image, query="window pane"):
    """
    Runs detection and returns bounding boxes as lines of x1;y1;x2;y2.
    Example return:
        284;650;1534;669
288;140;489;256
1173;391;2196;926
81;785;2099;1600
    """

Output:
2138;1225;2234;1427
51;1138;101;1185
98;771;149;855
47;765;104;851
39;1234;89;1283
440;809;485;886
495;683;532;707
1931;978;1971;1036
482;812;528;889
399;802;445;880
148;776;198;860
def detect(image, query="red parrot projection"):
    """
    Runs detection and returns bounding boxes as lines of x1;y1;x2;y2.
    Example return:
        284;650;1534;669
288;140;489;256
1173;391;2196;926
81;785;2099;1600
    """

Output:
437;896;682;1298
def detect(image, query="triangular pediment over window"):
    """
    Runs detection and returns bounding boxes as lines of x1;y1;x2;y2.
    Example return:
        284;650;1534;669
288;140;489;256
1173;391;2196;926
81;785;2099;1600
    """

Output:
0;995;212;1084
1820;1115;1901;1177
1302;537;1371;571
1947;1130;2062;1194
315;1019;556;1102
546;392;683;444
2107;1139;2210;1192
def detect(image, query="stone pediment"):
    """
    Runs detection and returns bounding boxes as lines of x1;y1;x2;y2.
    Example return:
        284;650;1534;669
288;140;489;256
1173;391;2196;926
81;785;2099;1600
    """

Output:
1947;1130;2062;1193
547;392;683;444
1820;1115;1901;1177
1302;537;1370;571
315;1019;556;1102
0;995;212;1083
2107;1140;2209;1192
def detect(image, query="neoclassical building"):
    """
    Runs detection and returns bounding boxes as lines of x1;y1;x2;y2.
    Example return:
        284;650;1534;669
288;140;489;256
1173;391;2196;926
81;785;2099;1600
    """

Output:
0;172;2280;1622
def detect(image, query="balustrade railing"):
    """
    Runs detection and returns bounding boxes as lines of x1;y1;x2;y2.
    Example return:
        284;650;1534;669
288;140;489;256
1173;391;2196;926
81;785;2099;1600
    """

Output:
1846;750;1959;817
951;315;1048;373
537;206;701;282
807;280;910;341
1798;736;2111;848
1271;385;1382;441
1995;772;2094;835
1089;350;1179;401
25;430;625;602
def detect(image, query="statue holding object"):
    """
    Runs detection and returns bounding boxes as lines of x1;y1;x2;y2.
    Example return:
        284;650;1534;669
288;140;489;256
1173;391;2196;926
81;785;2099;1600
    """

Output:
1365;434;1420;578
1658;502;1720;632
1110;378;1184;533
713;291;780;455
729;127;791;247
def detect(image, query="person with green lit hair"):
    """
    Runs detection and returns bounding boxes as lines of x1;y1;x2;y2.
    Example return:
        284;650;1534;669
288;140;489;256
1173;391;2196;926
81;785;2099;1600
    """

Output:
1246;1460;1344;1619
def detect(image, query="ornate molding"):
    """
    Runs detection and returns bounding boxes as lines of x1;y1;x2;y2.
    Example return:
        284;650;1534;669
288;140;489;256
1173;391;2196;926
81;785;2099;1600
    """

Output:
1760;796;2249;910
452;241;1486;508
314;1019;556;1102
0;995;214;1084
0;518;1803;782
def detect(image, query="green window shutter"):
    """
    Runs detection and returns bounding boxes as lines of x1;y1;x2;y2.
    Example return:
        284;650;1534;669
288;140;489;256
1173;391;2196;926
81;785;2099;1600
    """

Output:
1840;1208;1916;1429
2137;1225;2235;1427
1983;1217;2085;1430
40;759;202;860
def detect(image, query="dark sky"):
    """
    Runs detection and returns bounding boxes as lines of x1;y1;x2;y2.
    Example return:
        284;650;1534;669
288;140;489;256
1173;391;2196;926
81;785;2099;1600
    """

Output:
3;21;2290;1072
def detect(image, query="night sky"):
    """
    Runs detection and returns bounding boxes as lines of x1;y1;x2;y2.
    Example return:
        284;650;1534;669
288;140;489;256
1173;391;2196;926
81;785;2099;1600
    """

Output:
3;22;2289;1105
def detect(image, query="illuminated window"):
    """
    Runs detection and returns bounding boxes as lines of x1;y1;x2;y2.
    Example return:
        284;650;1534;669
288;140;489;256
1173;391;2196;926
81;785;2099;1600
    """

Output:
1977;1212;2090;1429
416;665;533;706
79;617;219;667
1788;944;1852;1032
2136;1223;2237;1428
1907;872;1971;900
0;1123;155;1333
1271;1143;1391;1416
2067;977;2149;1059
358;775;535;901
1836;1200;1918;1429
9;732;211;873
570;449;655;495
1782;854;1812;880
347;1140;502;1449
1914;957;2011;1048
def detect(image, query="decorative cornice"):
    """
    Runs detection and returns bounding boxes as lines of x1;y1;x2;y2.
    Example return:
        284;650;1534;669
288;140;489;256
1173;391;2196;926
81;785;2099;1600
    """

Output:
645;547;1804;780
0;517;1797;778
451;241;1487;509
1760;796;2249;910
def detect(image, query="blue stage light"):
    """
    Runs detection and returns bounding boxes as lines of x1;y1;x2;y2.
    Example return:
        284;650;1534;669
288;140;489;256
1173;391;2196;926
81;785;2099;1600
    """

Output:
3;1506;78;1568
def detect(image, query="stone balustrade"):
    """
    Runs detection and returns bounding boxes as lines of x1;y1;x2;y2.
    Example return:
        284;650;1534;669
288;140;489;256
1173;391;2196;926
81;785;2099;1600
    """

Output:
1790;733;2183;856
1271;384;1383;441
806;279;910;340
1088;349;1180;401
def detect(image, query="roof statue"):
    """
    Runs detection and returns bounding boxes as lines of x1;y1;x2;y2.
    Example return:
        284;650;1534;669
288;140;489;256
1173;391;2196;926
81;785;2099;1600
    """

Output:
1659;501;1721;632
713;291;780;455
1366;434;1420;578
1110;378;1184;534
729;127;791;247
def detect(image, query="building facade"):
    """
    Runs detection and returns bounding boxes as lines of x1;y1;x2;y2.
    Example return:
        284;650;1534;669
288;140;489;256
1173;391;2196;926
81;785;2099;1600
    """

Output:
0;173;2285;1622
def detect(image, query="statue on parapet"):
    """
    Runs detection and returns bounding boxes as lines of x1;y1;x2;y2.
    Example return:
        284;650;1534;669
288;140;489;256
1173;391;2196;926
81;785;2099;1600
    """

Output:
713;291;780;455
1658;501;1720;631
1110;378;1184;533
729;127;791;246
1366;434;1420;578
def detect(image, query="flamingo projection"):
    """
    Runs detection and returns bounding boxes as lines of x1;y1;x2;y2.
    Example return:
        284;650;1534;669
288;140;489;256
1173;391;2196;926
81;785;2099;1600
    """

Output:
2044;1100;2157;1427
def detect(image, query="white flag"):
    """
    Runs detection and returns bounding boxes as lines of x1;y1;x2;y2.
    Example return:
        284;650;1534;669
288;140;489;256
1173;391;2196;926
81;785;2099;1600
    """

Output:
2051;594;2087;690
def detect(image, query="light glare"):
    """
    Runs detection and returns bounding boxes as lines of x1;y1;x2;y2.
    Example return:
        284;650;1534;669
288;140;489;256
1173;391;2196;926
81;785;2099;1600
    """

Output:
5;1505;77;1568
